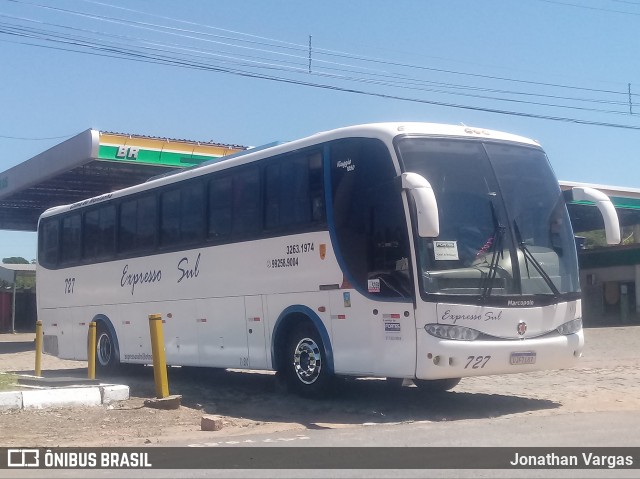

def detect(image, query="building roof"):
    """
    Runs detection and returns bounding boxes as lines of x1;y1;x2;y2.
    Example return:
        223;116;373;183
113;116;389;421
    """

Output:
0;263;35;283
0;263;35;271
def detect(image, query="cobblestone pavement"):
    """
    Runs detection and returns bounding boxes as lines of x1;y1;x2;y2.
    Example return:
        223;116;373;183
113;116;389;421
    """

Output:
457;326;640;415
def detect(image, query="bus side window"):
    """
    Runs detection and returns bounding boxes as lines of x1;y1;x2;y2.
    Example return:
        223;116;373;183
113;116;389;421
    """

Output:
308;151;325;223
181;182;204;243
264;150;324;231
207;167;260;241
208;176;232;240
60;213;81;264
162;181;205;247
83;204;116;261
231;167;260;237
119;194;157;254
160;189;181;246
39;219;59;267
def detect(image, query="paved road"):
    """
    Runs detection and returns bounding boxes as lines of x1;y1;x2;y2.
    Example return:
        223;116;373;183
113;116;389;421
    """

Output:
6;412;640;479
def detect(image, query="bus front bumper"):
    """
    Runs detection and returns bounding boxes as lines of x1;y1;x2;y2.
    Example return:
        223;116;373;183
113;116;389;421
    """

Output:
415;329;584;380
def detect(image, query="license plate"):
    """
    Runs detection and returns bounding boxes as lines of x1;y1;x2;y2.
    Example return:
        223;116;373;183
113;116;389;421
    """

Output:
510;351;536;365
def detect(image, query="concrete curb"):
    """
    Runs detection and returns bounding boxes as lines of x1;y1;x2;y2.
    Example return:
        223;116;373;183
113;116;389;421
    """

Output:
0;384;130;411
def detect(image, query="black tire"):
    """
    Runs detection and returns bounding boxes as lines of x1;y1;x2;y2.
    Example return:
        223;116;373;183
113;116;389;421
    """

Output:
95;322;120;377
414;377;461;392
283;325;333;397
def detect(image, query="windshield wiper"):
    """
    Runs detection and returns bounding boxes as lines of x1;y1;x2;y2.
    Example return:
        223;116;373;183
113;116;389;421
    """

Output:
513;221;560;296
481;201;505;299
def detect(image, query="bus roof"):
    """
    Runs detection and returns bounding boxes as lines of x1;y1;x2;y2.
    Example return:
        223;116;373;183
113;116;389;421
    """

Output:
310;122;540;147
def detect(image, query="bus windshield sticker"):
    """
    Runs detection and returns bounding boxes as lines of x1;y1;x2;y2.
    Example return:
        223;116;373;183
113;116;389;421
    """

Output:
434;240;459;261
368;279;381;293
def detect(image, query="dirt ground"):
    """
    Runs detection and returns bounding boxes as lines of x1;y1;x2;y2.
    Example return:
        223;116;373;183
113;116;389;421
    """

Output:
1;325;640;447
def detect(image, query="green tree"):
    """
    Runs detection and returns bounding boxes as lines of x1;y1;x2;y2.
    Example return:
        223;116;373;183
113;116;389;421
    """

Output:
576;230;607;249
2;257;29;264
16;275;36;290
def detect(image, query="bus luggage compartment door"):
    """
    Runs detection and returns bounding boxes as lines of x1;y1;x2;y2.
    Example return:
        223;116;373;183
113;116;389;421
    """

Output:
245;295;268;369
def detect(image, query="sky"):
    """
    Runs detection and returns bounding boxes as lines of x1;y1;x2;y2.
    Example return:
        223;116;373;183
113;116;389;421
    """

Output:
1;0;640;261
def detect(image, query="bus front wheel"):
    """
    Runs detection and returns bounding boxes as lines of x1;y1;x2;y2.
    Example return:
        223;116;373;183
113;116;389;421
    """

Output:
95;323;120;376
414;377;461;392
284;325;332;397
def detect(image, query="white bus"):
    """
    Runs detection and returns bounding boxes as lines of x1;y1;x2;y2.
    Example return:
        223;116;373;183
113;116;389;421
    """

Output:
36;122;620;396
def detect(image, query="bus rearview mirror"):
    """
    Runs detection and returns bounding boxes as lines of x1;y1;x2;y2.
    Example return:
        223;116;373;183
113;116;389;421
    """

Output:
572;186;621;245
401;172;440;238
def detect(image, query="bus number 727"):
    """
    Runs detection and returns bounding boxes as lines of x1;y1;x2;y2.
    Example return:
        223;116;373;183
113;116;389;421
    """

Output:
465;355;491;369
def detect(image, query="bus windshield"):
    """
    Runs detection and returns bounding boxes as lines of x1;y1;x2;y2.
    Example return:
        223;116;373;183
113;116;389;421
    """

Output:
397;137;580;299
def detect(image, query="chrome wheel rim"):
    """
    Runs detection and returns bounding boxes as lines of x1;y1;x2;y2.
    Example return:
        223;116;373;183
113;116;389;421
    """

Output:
96;332;112;366
293;337;322;384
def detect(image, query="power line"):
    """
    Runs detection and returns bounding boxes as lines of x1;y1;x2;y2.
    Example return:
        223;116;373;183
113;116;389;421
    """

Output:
73;0;637;97
610;0;640;6
3;11;632;115
2;9;634;108
5;31;640;132
8;0;634;98
535;0;640;16
2;0;640;131
0;133;76;140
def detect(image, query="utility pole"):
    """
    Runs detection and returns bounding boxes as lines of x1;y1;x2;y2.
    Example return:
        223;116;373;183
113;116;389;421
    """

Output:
308;35;312;73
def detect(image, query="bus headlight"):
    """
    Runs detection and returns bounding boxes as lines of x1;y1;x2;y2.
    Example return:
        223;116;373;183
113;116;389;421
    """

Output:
556;318;582;335
425;323;480;341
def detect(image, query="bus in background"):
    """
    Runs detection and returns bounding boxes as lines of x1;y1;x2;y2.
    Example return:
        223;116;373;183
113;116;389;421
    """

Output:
36;122;620;396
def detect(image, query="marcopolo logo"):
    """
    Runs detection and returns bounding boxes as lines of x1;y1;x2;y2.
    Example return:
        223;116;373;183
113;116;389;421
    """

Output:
517;321;527;336
508;299;535;307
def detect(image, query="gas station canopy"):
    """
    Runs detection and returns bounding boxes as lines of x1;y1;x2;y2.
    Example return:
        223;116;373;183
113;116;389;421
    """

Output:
0;130;246;231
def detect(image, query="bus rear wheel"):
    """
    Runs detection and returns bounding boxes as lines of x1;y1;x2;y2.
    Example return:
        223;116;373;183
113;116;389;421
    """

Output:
414;377;461;392
95;323;120;376
283;325;332;397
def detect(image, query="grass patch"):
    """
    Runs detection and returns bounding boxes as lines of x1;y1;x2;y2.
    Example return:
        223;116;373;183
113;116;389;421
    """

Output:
0;372;19;391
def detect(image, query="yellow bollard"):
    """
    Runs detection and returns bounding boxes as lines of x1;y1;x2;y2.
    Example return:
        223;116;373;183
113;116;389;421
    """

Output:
148;314;169;398
87;322;97;379
34;320;42;377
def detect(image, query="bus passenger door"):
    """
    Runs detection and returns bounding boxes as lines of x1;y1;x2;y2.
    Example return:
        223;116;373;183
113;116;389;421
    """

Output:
328;290;375;375
245;295;268;369
329;291;416;378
